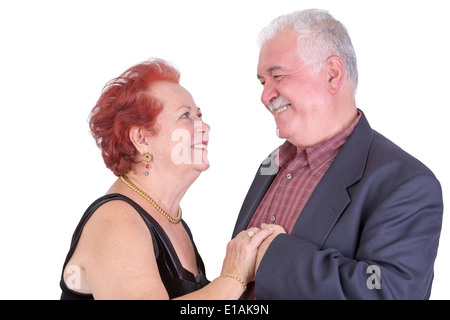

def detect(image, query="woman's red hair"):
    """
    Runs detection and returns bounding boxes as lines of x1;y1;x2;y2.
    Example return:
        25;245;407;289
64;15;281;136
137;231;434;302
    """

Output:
89;58;180;176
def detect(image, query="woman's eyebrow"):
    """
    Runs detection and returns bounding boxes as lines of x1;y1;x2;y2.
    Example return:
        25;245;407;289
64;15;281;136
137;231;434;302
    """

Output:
177;105;192;111
177;105;201;113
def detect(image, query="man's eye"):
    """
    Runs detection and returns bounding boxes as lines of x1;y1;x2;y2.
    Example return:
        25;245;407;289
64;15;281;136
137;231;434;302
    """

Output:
273;75;284;80
180;112;190;119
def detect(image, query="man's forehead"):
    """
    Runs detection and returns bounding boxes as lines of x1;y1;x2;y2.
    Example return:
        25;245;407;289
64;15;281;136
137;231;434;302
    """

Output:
257;34;300;77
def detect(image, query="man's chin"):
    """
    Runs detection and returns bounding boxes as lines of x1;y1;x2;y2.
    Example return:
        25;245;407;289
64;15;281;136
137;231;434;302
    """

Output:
275;126;289;139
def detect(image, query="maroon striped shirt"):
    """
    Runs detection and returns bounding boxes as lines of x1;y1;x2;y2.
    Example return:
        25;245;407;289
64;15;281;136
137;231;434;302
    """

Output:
248;112;361;234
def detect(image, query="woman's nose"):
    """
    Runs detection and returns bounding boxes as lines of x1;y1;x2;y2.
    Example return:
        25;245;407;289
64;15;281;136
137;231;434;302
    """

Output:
201;121;210;134
195;119;210;134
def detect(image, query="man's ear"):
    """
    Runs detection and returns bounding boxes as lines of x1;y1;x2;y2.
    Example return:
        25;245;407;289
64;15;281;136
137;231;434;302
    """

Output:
129;127;150;155
326;56;345;95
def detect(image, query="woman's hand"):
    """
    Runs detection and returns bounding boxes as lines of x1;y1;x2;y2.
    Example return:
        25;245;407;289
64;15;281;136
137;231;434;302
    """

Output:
220;227;274;284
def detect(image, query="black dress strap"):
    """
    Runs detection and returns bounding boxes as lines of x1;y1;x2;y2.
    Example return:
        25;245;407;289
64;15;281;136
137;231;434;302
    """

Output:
60;193;209;300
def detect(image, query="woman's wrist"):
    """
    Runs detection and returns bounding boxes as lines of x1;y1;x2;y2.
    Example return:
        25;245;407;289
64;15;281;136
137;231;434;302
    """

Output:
220;273;247;291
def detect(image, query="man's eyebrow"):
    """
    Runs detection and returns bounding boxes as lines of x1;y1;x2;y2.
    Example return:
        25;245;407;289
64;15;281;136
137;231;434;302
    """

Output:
257;66;283;79
268;66;283;73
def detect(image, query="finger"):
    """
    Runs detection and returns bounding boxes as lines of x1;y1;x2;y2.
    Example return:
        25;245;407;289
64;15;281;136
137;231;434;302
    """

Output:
247;227;261;234
240;227;261;239
261;223;286;233
248;228;274;248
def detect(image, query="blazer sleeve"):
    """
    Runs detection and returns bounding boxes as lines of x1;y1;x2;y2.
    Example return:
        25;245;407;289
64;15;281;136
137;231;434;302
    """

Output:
255;173;443;299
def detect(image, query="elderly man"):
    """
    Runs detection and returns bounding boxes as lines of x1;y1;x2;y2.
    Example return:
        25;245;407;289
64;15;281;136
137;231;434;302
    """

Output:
233;9;443;299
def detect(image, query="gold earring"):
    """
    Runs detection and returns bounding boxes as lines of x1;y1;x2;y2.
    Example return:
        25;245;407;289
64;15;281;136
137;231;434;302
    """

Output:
143;152;152;176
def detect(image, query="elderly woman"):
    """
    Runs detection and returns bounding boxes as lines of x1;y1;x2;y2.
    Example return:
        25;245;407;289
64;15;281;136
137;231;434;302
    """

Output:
60;59;272;299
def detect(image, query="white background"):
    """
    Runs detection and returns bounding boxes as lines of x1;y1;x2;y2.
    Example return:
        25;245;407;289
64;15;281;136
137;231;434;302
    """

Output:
1;0;449;299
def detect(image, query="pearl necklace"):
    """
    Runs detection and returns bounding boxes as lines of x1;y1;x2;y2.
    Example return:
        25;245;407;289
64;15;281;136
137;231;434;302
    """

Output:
120;175;182;224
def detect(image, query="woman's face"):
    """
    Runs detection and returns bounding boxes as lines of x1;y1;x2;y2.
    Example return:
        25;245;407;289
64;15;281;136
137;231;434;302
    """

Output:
147;80;210;175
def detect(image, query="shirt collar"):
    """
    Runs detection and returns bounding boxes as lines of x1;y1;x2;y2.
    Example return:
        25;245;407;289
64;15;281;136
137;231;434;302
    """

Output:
277;111;362;174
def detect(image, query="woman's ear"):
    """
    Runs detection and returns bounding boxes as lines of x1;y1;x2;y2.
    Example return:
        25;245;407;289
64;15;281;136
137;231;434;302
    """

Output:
326;56;345;95
129;127;150;155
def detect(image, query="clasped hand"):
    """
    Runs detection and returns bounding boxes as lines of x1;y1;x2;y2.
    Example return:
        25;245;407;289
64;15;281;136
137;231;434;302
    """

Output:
221;223;286;285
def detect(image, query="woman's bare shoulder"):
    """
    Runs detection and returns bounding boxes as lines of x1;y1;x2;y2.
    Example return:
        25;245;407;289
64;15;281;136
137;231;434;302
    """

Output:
76;198;168;298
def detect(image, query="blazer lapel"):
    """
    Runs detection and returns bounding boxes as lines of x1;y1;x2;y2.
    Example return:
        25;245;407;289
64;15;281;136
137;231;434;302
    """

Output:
291;161;351;247
291;113;374;247
232;150;278;237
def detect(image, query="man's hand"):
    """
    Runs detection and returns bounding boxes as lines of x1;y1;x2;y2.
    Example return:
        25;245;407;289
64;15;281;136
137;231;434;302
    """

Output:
255;224;286;273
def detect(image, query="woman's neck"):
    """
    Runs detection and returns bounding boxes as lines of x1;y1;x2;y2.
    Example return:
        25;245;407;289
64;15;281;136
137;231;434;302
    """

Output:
118;166;198;218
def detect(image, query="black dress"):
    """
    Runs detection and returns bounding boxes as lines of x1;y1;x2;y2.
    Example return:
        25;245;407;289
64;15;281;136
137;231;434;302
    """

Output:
60;193;209;300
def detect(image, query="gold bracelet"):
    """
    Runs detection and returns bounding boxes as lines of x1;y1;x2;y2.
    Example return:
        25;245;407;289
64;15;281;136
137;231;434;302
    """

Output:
221;273;247;290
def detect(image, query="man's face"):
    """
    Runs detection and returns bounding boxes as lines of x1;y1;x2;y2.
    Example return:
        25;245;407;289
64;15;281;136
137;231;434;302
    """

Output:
257;29;333;148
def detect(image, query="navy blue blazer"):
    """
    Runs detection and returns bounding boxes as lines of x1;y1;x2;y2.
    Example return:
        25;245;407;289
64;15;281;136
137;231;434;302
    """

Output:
232;112;443;299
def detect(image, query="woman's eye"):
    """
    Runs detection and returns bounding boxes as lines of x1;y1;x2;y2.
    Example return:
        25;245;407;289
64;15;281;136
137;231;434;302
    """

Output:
180;112;190;119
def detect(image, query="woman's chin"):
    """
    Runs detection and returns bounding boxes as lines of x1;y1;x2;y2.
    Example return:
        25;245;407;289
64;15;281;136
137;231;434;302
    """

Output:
189;150;210;172
192;161;210;173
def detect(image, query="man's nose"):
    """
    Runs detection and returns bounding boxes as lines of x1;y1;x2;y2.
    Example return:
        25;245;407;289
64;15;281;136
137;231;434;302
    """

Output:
261;80;279;107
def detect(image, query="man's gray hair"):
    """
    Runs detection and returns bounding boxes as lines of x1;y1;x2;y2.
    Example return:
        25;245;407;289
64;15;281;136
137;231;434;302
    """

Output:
257;9;358;90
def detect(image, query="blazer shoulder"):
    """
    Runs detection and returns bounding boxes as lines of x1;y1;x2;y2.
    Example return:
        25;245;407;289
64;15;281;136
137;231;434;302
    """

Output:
368;130;438;180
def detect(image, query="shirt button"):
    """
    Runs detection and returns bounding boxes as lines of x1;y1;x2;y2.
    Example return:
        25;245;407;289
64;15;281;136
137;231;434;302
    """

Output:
286;173;293;180
270;215;276;222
